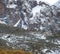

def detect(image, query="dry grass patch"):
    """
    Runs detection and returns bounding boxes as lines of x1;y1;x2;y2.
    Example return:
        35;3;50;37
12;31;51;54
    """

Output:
0;49;32;54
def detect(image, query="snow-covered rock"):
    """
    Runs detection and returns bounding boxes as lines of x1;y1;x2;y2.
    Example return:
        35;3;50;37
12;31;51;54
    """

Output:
0;0;60;32
0;20;6;25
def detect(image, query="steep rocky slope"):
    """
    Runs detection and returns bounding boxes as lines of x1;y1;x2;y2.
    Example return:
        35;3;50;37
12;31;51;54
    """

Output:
0;0;60;32
0;0;60;54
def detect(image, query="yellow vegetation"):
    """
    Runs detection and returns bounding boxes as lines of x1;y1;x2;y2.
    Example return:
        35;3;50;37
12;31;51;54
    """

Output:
0;49;32;54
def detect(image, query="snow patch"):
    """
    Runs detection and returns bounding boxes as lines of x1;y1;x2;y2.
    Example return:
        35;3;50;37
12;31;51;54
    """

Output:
32;5;41;17
14;19;21;27
0;21;6;25
7;4;17;8
36;0;59;5
42;49;60;54
22;21;28;30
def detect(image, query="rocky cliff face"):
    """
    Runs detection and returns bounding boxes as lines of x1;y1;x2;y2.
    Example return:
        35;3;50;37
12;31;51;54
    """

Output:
0;0;60;33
